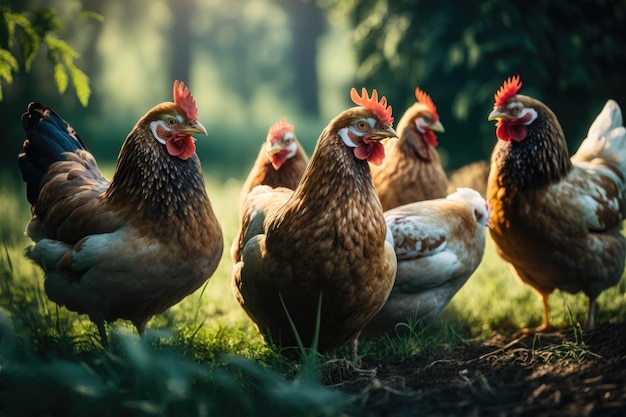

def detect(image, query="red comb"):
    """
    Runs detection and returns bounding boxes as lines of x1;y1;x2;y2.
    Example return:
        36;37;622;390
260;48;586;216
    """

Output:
494;75;522;107
268;117;294;141
414;87;439;121
173;80;198;121
350;87;394;126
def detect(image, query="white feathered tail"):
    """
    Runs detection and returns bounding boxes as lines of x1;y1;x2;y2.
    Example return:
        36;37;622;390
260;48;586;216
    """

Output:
571;99;626;192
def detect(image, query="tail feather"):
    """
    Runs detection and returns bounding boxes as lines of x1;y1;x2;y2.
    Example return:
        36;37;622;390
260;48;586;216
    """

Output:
587;99;622;143
18;102;87;205
572;99;626;189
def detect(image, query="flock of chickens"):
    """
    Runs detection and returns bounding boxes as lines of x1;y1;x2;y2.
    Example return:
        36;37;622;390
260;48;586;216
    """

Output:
17;76;626;357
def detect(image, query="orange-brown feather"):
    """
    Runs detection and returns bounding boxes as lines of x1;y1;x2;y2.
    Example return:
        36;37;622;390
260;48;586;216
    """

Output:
372;102;448;210
234;106;397;354
238;140;308;217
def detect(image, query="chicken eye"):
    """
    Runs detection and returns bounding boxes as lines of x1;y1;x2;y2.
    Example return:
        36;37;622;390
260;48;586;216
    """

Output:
511;106;523;116
355;120;369;131
166;117;177;127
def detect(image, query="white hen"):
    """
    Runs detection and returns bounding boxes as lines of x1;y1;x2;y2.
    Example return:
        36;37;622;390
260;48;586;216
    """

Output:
363;188;491;336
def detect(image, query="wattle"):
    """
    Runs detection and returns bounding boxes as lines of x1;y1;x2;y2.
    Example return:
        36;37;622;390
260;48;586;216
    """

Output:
270;151;288;170
423;130;438;147
354;141;385;165
496;120;528;142
166;134;196;160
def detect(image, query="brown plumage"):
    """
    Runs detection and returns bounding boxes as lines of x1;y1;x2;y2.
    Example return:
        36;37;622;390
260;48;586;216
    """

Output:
238;117;308;218
371;87;448;210
232;88;398;356
447;160;490;197
18;81;224;346
487;75;626;331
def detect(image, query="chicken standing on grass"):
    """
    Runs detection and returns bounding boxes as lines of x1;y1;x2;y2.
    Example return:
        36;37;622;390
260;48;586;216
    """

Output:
238;117;308;218
362;188;491;337
487;75;626;332
18;81;224;347
371;87;448;210
232;88;398;357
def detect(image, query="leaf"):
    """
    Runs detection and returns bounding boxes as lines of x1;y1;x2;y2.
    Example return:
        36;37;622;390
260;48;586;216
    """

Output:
45;35;78;59
0;48;19;99
29;8;64;36
53;62;68;93
18;24;40;72
44;34;90;106
0;48;19;75
80;10;105;22
69;65;90;107
1;12;17;48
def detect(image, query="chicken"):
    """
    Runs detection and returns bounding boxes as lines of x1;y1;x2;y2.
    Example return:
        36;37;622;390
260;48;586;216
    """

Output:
486;75;626;332
18;81;224;346
370;87;447;210
232;88;398;357
447;160;490;197
238;117;308;218
362;188;491;337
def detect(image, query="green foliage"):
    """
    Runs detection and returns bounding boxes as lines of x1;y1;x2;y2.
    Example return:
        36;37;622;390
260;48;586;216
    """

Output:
45;34;91;106
0;7;96;106
321;0;626;169
0;314;355;417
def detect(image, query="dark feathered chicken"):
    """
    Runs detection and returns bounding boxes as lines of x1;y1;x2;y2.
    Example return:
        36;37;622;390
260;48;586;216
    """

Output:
487;75;626;331
18;81;224;346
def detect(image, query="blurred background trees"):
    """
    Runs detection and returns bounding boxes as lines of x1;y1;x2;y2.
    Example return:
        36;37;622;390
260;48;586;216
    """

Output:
1;0;625;180
326;0;626;168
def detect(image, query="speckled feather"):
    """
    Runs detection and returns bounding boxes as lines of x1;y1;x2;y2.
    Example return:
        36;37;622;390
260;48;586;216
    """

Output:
487;95;626;325
363;188;490;336
233;107;397;354
21;101;223;336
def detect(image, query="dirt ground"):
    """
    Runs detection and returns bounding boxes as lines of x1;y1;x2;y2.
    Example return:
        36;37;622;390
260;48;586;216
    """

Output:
324;322;626;416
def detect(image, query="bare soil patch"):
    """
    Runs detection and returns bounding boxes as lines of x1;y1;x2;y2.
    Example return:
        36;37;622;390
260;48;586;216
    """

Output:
325;322;626;416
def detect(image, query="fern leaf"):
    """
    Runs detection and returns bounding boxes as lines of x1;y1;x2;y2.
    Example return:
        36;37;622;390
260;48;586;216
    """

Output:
69;65;90;106
0;48;19;101
2;12;17;48
17;22;40;72
0;48;19;74
53;62;68;93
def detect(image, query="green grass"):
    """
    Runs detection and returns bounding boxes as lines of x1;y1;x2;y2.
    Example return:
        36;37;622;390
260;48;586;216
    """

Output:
1;168;626;416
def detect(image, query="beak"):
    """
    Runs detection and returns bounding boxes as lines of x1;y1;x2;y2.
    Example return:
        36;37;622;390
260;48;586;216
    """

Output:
181;120;208;136
488;108;507;121
430;120;445;133
371;125;398;141
268;142;284;154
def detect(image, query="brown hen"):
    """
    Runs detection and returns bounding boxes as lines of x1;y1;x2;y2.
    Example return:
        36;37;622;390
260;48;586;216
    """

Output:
238;117;308;218
371;87;447;210
18;81;224;346
487;75;626;331
232;88;398;357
